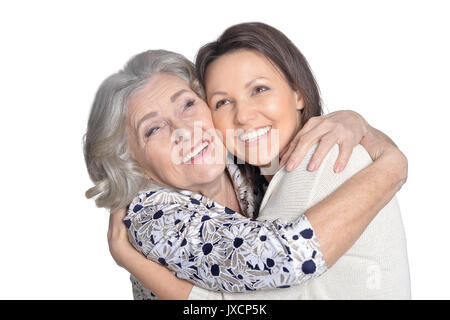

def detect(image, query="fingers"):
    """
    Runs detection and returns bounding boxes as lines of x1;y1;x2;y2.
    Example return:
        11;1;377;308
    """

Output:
278;136;299;169
278;144;290;162
280;111;368;172
307;136;336;171
278;138;297;168
334;142;353;173
283;139;313;171
283;128;325;171
278;153;290;170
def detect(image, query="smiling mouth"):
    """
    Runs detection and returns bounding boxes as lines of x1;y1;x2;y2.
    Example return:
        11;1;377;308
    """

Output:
238;126;271;143
182;141;210;164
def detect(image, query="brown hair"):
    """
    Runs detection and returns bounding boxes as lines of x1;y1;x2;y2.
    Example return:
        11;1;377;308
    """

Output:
195;22;323;127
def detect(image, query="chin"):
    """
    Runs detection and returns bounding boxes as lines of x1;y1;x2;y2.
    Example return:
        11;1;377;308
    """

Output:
254;159;278;168
242;150;279;168
192;163;225;183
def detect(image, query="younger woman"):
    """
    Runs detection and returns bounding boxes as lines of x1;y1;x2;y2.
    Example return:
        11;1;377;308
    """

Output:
189;22;410;299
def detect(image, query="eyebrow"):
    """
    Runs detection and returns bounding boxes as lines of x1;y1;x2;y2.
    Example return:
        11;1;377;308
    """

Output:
209;91;228;100
245;77;267;88
136;111;158;134
170;89;189;103
209;77;268;100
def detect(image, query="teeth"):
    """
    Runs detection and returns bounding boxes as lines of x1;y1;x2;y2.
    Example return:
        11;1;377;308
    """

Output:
239;126;271;142
183;141;209;163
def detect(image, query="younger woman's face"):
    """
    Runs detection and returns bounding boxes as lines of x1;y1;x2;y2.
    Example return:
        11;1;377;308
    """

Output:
204;49;304;166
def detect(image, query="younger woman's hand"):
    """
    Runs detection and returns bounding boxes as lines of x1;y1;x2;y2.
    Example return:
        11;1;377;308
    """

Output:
107;208;195;300
279;110;369;172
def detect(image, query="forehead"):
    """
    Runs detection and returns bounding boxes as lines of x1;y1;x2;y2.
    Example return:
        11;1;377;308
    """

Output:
205;49;283;88
128;72;190;111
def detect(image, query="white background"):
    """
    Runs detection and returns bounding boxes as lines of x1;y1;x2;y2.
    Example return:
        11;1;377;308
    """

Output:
0;0;448;299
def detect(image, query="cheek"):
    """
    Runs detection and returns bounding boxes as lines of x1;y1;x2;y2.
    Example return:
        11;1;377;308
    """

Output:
211;112;229;138
264;99;300;139
195;103;217;129
265;95;297;118
128;136;152;172
200;111;216;130
140;139;175;175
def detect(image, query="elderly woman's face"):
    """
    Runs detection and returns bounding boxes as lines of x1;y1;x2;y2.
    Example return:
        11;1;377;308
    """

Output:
127;72;226;190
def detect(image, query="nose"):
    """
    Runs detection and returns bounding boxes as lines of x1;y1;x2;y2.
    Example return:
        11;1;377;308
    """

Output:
172;127;190;145
234;102;257;125
172;119;205;146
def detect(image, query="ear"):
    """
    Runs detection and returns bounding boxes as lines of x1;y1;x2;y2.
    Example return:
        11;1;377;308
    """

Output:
294;90;305;111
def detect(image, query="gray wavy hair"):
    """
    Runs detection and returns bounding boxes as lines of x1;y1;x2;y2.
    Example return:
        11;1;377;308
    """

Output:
83;50;204;211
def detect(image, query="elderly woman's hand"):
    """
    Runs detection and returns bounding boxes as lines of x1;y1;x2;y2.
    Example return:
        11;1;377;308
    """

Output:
107;208;135;269
360;124;408;190
280;110;385;172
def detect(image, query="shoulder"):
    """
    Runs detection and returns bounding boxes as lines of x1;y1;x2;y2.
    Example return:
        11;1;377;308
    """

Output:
303;143;373;207
128;179;212;214
274;143;372;187
124;186;206;252
258;144;320;215
288;143;372;179
127;187;174;215
125;182;229;227
323;144;372;177
126;185;194;226
309;143;373;189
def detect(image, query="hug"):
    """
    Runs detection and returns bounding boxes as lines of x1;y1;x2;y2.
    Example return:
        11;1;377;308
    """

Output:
84;22;410;299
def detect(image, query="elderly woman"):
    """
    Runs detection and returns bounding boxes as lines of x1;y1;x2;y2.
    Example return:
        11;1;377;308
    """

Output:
84;50;407;299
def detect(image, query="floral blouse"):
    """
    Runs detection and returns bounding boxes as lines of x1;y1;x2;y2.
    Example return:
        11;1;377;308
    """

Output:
125;156;327;299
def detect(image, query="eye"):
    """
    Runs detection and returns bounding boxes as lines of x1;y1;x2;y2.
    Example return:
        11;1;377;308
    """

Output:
144;127;160;139
252;86;269;94
183;99;196;110
215;99;231;110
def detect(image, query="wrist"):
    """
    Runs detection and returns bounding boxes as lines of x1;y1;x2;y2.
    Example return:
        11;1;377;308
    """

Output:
361;125;399;162
109;240;141;270
367;124;398;148
352;110;369;136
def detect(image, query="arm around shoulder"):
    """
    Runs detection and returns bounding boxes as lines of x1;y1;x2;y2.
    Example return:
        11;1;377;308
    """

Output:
303;142;407;267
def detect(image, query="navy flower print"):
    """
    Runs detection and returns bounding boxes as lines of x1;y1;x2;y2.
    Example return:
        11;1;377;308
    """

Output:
126;155;327;299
